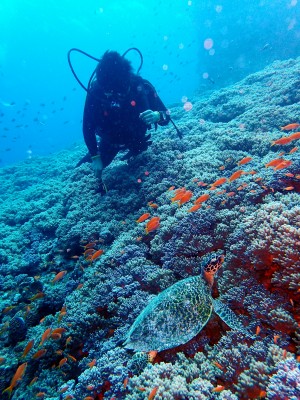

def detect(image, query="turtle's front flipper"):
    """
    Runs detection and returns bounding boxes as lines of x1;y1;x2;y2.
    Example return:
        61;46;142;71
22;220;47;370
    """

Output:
212;299;255;339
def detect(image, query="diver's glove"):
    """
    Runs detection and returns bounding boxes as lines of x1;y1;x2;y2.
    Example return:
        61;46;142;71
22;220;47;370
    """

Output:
139;110;160;125
91;155;103;180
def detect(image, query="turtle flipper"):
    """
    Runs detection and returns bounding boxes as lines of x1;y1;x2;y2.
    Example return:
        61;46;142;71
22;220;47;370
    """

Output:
212;299;255;339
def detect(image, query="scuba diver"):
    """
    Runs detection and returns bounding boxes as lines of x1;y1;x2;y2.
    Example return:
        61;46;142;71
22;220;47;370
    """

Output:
77;50;171;190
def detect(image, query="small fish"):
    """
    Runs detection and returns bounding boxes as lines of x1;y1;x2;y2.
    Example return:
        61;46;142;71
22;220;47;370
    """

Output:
284;172;294;177
148;386;159;400
52;328;67;335
274;160;292;170
265;158;284;168
51;333;62;340
284;186;294;191
36;392;46;398
51;270;67;284
229;170;244;182
238;156;252;165
2;362;27;397
32;349;47;360
39;327;52;347
149;203;158;208
259;391;267;398
145;217;160;234
29;376;38;386
273;335;280;344
147;350;158;363
256;326;261;335
227;191;235;197
21;339;34;358
67;354;77;362
213;361;224;370
58;357;68;368
83;242;96;249
194;194;210;204
90;249;104;261
29;292;45;301
123;377;129;388
281;123;300;131
210;177;227;187
88;358;97;368
289;146;298;154
167;186;175;191
219;165;225;170
212;385;225;392
136;213;151;223
271;137;293;146
179;190;193;205
289;131;300;141
188;204;201;212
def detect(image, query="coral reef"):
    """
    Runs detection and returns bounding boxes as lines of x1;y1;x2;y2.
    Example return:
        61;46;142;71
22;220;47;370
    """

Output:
0;57;300;399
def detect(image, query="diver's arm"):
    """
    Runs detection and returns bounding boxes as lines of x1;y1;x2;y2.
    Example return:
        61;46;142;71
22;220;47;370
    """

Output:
83;94;98;157
142;80;171;126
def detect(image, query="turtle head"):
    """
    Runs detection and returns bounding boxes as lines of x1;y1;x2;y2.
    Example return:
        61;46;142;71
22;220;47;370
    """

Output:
203;254;225;288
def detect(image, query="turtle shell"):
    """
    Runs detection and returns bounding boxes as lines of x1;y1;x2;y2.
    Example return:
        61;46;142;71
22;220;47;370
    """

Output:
124;276;212;352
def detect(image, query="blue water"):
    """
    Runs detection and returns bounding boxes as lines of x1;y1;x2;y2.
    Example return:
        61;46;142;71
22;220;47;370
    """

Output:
0;0;299;166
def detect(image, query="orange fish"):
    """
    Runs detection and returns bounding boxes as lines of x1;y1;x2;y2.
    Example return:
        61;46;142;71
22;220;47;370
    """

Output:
179;190;193;205
123;377;129;388
51;333;62;340
238;156;252;165
213;361;224;370
281;123;300;131
273;335;280;344
90;249;104;261
32;349;47;360
265;158;284;168
188;204;201;212
167;186;175;191
84;249;94;256
271;136;292;146
51;270;67;284
88;358;97;368
229;170;244;182
289;131;300;140
210;177;227;187
227;191;235;197
284;186;294;191
285;172;294;177
58;357;68;368
194;194;210;204
136;213;151;223
148;203;158;208
289;146;298;154
147;350;158;363
274;160;292;170
212;385;225;392
259;391;267;398
29;292;44;301
83;242;96;249
145;217;160;234
39;327;52;347
219;165;225;170
148;386;159;400
21;339;34;358
67;354;77;362
36;392;46;398
2;362;27;397
256;326;261;335
171;189;187;202
29;376;38;386
52;328;67;335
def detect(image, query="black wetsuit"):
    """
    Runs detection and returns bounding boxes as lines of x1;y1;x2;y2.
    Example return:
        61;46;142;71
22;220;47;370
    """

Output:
82;75;170;167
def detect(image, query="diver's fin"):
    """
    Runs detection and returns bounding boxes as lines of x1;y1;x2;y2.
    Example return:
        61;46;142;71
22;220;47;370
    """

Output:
212;299;255;339
75;152;92;167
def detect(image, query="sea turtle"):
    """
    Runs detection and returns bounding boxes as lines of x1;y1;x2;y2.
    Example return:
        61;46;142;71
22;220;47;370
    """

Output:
124;253;254;353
